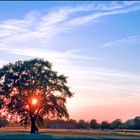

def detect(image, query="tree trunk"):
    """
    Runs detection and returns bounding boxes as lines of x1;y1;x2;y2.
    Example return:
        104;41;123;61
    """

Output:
30;115;38;133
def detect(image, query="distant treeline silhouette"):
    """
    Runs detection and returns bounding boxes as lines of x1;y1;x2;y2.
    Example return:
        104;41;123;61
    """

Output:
1;116;140;130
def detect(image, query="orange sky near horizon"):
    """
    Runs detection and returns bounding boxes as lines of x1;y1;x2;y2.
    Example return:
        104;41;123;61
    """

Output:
67;104;140;123
66;90;140;123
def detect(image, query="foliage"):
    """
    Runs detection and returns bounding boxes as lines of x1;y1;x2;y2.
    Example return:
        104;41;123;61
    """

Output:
133;117;140;129
76;120;89;129
90;119;100;129
110;119;122;129
123;116;140;129
43;118;77;129
101;121;110;130
0;58;73;132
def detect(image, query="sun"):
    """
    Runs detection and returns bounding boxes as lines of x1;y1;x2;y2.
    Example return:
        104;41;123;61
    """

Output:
31;98;38;105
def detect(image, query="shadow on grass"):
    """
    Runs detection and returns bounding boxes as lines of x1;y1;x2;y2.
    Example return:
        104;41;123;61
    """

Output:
0;133;116;140
0;133;53;139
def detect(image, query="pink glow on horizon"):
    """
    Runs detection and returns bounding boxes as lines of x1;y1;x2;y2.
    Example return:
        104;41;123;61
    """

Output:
68;104;140;123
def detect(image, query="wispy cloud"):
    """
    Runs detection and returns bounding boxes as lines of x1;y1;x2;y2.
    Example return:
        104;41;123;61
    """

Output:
0;46;100;65
100;35;140;48
66;1;140;25
0;1;140;59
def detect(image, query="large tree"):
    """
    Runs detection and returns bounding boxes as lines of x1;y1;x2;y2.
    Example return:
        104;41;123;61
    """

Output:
0;58;73;133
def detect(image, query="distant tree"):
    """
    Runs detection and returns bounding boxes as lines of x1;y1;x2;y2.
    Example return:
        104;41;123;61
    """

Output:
133;117;140;129
101;121;110;130
77;120;89;129
124;119;134;129
67;119;77;124
0;117;9;127
119;122;126;129
44;118;77;129
43;118;50;128
67;119;77;128
90;119;99;129
123;117;140;130
0;58;73;133
110;119;122;129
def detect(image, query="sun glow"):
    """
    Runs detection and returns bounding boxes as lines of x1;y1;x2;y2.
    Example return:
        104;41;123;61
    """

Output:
31;98;38;105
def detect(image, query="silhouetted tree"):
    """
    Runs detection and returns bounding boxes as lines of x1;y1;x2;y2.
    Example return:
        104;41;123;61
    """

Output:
90;119;99;129
67;119;77;128
124;119;134;129
0;58;73;133
77;120;89;129
101;121;110;130
110;119;122;129
43;118;77;129
133;117;140;129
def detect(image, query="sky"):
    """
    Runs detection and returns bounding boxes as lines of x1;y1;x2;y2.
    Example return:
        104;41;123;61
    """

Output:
0;1;140;123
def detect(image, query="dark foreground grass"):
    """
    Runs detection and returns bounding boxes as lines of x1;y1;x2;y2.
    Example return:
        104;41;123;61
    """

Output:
0;133;140;140
0;128;140;140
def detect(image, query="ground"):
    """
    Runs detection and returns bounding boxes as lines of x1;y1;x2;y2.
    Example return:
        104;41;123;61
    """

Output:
0;127;140;139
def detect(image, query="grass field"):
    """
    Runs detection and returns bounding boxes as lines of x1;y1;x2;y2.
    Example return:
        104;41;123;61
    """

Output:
0;127;140;139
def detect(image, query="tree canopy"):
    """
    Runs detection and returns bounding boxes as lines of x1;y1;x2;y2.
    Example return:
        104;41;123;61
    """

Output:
110;119;122;129
90;119;99;129
0;58;73;132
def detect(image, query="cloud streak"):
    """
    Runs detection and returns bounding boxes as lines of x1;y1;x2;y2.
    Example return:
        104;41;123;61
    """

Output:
0;1;140;58
101;35;140;48
66;1;140;25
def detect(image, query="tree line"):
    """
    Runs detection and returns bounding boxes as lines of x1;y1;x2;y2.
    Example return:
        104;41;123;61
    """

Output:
1;116;140;130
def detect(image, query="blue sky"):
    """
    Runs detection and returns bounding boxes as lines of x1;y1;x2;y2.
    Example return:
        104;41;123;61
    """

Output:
0;1;140;121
